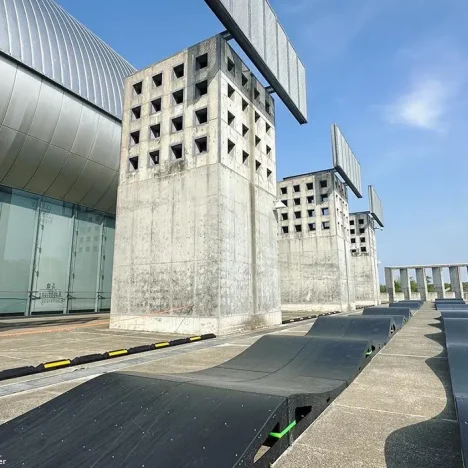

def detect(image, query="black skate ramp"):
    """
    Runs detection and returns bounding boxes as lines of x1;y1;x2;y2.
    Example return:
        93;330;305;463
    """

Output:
0;335;373;468
442;317;468;467
307;315;397;350
389;301;422;310
440;310;468;319
436;304;468;310
362;306;411;326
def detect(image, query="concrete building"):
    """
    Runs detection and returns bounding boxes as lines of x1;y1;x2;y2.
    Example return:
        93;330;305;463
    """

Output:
385;263;468;302
349;212;380;307
111;35;281;335
277;169;355;312
0;0;135;315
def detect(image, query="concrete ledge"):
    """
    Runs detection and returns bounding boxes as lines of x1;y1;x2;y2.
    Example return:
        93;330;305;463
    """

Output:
109;311;282;335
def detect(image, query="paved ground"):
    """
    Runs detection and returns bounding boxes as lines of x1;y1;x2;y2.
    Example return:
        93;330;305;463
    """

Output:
0;304;462;467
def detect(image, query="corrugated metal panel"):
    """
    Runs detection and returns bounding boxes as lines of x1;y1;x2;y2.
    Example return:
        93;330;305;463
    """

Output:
369;185;384;227
331;124;362;198
0;0;136;120
205;0;308;124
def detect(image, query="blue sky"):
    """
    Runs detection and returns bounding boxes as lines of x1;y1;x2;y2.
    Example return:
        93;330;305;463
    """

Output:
58;0;468;281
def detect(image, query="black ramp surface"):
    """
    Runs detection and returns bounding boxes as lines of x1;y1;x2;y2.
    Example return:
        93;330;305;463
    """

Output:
443;317;468;467
306;316;396;350
440;311;468;319
389;301;422;310
363;306;411;323
436;304;468;310
0;335;373;468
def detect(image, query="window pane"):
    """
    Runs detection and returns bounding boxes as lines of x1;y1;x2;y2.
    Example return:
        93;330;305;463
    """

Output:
0;189;38;314
99;216;115;310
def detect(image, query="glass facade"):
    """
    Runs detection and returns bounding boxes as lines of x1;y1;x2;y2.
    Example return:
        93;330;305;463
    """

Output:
0;185;115;315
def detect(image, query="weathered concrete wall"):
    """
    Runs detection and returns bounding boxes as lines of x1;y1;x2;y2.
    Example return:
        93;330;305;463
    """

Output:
349;212;380;307
278;170;355;312
111;35;281;335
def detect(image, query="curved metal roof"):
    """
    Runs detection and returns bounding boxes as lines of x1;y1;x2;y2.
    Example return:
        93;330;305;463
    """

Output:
0;0;136;120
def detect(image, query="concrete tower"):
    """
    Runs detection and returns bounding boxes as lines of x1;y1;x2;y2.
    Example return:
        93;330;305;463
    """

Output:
277;169;355;312
349;212;380;306
110;35;281;335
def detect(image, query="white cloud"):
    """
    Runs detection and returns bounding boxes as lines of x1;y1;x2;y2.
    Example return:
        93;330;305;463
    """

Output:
382;39;468;131
383;78;451;130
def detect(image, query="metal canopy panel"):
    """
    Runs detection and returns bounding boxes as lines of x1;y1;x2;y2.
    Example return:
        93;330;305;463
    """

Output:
205;0;308;124
368;185;384;227
331;124;363;198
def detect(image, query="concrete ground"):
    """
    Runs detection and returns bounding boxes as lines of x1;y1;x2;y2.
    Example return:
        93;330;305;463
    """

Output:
0;304;462;467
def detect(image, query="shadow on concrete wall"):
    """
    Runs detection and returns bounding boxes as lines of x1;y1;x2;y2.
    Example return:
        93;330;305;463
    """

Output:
384;324;463;468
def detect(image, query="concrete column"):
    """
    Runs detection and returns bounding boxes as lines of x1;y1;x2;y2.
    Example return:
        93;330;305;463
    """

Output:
385;268;395;303
415;268;428;301
400;268;411;300
449;266;463;299
432;267;445;299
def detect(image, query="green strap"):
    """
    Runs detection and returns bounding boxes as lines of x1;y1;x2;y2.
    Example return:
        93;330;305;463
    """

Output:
366;349;373;356
269;420;297;439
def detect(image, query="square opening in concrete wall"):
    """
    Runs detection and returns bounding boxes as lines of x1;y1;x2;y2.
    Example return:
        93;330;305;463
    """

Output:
242;73;249;88
133;81;142;96
265;101;271;114
242;124;249;137
350;229;355;234
294;198;300;206
130;131;140;145
266;145;271;156
228;111;235;127
151;98;162;114
282;226;289;234
293;185;300;193
321;194;328;202
171;143;183;160
359;228;365;234
282;199;288;207
306;182;313;190
149;150;160;166
196;53;208;70
281;187;287;194
294;211;301;219
282;213;288;220
195;108;208;125
132;106;141;120
308;223;316;231
195;136;208;154
129;156;138;171
308;209;314;217
150;124;161;139
322;207;329;215
267;168;272;179
350;220;355;225
227;58;235;75
322;221;330;230
173;89;184;105
351;249;357;254
173;63;185;79
242;150;249;165
255;112;260;122
266;123;271;134
320;180;328;188
351;238;356;244
307;195;314;204
228;139;235;155
195;80;208;97
361;247;367;253
228;84;235;99
359;219;364;224
171;116;184;133
255;136;261;147
360;237;366;242
254;88;260;100
153;73;163;87
242;99;248;111
255;160;261;172
295;224;302;233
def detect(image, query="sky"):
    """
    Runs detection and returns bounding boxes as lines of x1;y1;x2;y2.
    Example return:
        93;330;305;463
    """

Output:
57;0;468;281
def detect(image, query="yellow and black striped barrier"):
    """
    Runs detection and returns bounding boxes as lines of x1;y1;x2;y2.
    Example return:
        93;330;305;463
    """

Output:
281;311;340;324
0;333;216;383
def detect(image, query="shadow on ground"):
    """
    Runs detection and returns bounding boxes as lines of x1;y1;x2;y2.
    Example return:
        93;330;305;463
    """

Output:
384;327;463;468
0;316;106;332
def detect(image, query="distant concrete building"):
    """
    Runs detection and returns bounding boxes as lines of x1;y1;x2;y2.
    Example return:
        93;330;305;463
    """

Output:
277;169;355;312
349;212;380;307
111;35;281;335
